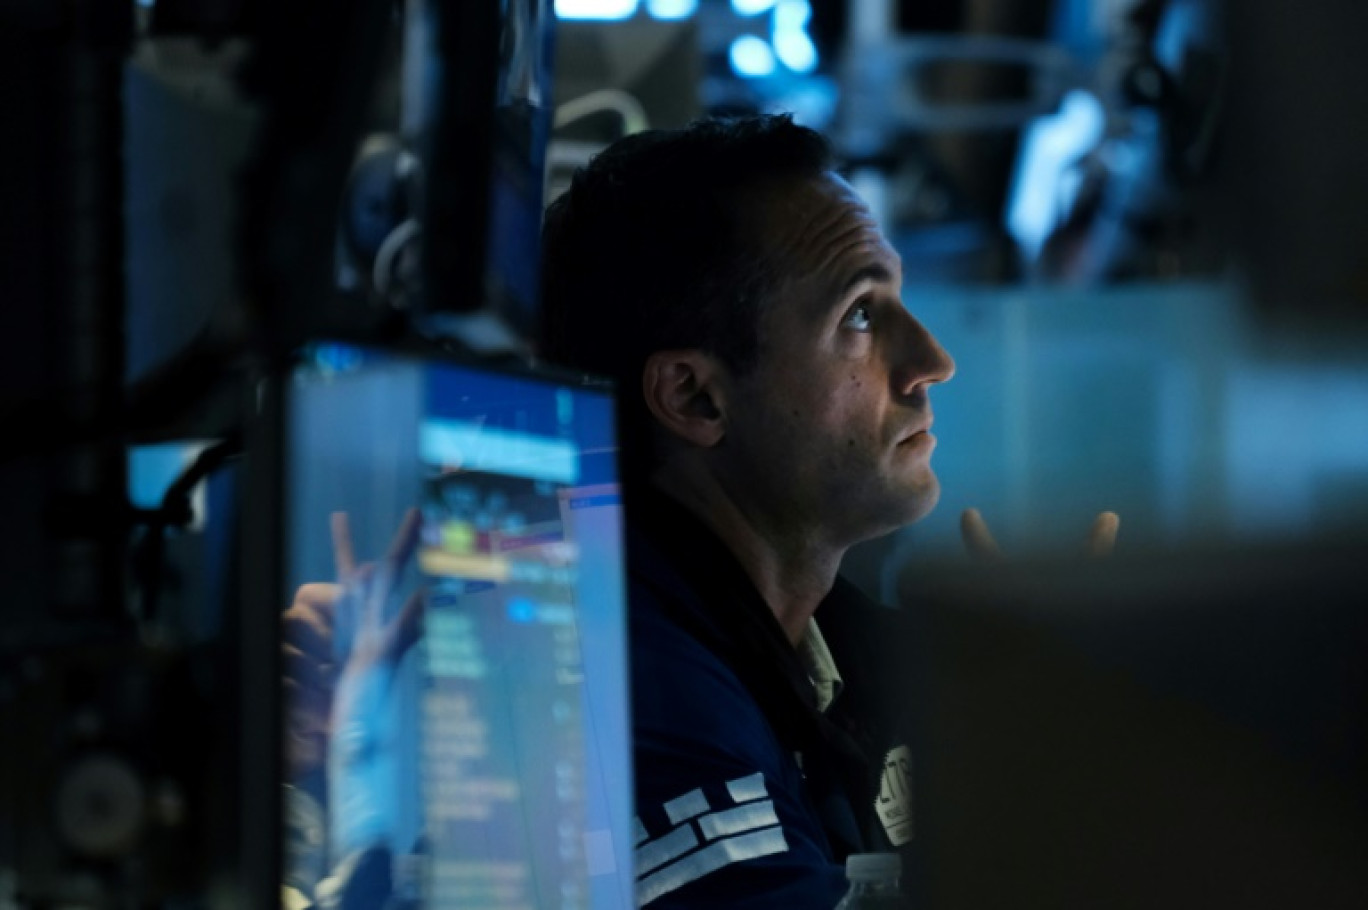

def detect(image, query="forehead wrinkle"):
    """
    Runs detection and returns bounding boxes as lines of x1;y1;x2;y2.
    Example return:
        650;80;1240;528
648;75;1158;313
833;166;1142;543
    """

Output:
772;196;855;271
749;175;900;320
810;225;893;286
773;196;883;279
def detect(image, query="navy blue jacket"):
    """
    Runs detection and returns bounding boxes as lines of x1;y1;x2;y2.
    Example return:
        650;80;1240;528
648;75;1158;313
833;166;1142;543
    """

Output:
626;490;913;908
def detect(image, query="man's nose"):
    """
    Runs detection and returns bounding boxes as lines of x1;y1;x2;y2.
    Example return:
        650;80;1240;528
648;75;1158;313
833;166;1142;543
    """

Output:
893;316;955;395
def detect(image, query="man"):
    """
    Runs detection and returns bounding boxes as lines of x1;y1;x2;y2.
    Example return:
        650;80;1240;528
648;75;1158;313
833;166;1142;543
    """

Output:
540;114;959;907
285;114;1116;908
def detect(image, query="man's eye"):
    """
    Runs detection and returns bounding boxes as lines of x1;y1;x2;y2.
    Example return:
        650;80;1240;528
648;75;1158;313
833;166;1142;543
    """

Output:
842;302;873;332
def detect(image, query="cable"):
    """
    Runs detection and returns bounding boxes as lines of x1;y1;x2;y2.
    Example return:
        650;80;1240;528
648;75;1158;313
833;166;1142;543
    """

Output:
130;430;244;628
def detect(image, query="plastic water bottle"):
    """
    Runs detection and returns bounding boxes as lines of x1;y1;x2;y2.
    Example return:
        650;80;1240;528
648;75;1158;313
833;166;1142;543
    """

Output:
834;852;903;909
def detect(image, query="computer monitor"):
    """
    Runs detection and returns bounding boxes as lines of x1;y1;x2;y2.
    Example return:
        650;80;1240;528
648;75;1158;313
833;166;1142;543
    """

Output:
280;342;631;909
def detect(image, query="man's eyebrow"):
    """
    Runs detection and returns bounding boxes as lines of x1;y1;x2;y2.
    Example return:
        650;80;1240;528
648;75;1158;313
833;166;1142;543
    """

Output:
839;263;897;298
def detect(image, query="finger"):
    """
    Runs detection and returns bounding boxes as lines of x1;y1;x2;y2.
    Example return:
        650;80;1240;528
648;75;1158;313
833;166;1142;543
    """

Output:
331;511;357;579
285;583;342;642
282;678;331;734
360;561;390;635
1086;511;1120;558
282;602;334;660
343;562;382;633
282;674;333;716
384;588;427;663
960;508;1003;563
384;508;423;574
282;643;332;695
291;582;344;614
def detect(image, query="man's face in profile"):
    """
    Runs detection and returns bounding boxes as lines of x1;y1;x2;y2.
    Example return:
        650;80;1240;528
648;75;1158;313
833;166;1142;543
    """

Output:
712;172;956;547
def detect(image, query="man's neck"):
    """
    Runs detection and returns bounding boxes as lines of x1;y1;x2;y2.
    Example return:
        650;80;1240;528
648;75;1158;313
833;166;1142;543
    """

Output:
651;469;844;647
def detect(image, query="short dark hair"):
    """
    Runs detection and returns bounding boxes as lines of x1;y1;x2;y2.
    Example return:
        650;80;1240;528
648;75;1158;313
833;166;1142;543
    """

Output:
539;114;833;477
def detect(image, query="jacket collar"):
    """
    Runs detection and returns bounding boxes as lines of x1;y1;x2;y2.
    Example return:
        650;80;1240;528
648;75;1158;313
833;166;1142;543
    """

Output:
624;484;871;727
624;484;819;714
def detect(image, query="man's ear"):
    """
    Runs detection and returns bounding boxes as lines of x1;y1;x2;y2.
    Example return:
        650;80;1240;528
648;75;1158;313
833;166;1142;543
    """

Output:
641;349;729;449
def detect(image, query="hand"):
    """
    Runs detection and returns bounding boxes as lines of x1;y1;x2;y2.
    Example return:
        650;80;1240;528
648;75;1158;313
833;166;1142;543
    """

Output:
329;508;425;675
960;508;1120;563
283;582;342;778
281;508;424;777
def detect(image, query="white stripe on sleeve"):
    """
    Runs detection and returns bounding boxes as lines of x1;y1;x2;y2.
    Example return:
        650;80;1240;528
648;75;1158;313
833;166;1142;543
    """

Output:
637;826;789;906
725;772;768;804
663;788;710;825
635;823;699;877
697;799;780;841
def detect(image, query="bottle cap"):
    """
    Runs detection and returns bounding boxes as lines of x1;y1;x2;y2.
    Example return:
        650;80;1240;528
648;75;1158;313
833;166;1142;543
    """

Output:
845;852;901;883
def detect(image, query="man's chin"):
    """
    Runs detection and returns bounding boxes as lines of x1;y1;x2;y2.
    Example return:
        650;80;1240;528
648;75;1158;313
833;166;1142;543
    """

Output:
853;475;940;543
901;475;941;525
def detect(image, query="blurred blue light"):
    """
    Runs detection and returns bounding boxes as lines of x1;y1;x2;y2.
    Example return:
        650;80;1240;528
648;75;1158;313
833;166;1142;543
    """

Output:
770;77;839;129
773;0;811;30
729;35;777;78
311;342;366;375
772;1;818;73
1006;89;1107;260
773;30;818;73
646;0;697;18
508;598;538;623
732;0;779;15
556;0;639;20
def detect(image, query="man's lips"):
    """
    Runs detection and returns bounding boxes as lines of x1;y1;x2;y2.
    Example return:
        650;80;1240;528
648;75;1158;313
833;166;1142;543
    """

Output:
898;418;934;445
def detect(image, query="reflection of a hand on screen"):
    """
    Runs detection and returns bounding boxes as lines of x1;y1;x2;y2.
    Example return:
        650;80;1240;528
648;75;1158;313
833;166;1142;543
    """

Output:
330;508;424;676
282;509;424;780
284;582;340;780
326;509;426;863
280;509;426;903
